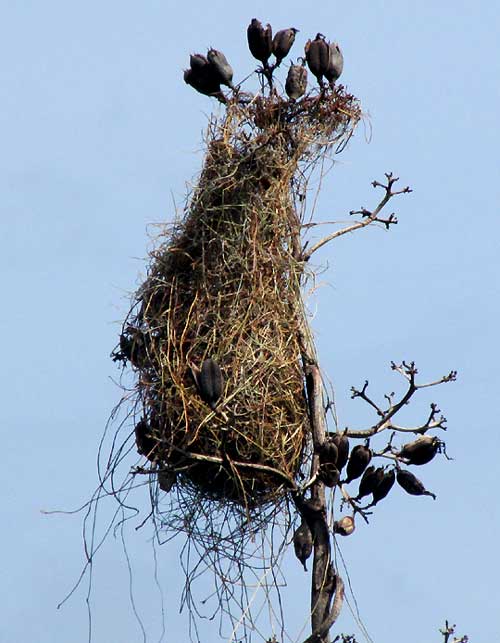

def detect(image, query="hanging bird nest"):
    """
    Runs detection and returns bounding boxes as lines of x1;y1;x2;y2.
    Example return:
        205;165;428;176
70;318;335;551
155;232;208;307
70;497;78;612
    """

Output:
114;87;361;511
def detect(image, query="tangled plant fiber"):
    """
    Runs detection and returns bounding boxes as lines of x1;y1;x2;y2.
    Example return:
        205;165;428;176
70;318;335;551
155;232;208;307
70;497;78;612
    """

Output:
116;89;360;514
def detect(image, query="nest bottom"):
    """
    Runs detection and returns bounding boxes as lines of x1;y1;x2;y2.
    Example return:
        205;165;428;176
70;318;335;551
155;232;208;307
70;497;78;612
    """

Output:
180;460;290;507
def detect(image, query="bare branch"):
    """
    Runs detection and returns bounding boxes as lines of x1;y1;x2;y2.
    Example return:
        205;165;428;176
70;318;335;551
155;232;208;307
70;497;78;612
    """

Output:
440;620;469;643
302;173;411;261
301;577;345;643
350;380;384;417
293;364;346;643
338;484;372;524
344;362;457;438
304;366;335;641
301;220;356;229
349;208;398;229
387;403;448;434
301;472;320;492
131;448;297;489
302;218;385;260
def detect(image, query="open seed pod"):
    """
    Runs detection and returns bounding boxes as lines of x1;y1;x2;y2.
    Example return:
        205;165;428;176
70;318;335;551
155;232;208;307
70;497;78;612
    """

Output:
333;515;355;536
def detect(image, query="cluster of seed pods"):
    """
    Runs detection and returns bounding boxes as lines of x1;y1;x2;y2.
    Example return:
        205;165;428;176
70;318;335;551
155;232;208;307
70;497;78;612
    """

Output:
184;49;234;103
317;432;439;507
183;18;344;103
293;433;441;570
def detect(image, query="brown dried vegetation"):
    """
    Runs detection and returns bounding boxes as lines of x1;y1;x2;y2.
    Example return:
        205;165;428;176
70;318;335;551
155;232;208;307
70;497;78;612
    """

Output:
114;89;361;509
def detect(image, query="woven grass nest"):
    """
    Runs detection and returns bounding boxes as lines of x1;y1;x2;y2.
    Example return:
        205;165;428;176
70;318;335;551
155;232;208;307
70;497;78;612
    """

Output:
115;87;361;509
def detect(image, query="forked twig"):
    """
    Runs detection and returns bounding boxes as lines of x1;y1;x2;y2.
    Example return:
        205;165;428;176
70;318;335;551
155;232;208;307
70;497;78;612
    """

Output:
302;173;411;261
345;361;457;438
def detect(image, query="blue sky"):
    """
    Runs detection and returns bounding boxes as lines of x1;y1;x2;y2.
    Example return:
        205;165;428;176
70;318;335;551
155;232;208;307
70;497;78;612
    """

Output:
3;1;499;642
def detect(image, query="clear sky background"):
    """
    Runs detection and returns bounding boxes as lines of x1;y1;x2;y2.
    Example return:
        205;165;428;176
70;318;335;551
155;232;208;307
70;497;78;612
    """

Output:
3;1;499;642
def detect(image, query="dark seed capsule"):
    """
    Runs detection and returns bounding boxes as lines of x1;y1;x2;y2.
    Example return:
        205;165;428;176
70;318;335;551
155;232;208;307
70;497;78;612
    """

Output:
345;444;372;483
272;27;298;67
398;436;441;465
305;33;330;86
293;520;313;571
184;68;224;101
357;465;374;495
158;469;176;493
331;432;349;472
285;60;307;100
247;18;273;68
119;329;148;367
324;41;344;85
207;48;234;88
397;469;436;500
356;465;384;501
333;515;355;536
189;53;208;72
134;420;157;461
118;333;133;359
319;438;338;466
372;468;396;505
318;462;340;487
184;54;226;102
198;358;224;410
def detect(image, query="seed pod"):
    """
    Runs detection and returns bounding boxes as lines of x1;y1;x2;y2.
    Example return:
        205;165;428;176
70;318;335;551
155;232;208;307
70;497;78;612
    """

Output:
158;469;176;493
247;18;273;68
318;462;340;487
293;520;313;571
119;328;148;367
331;432;349;472
207;48;234;89
272;28;299;67
197;358;224;410
134;420;158;461
118;333;133;360
398;436;441;465
324;41;344;85
319;437;338;466
357;465;375;496
333;515;355;536
372;468;396;505
184;68;226;102
345;444;372;483
184;55;226;102
397;469;436;500
304;33;330;86
189;53;209;72
285;60;308;100
356;465;384;501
